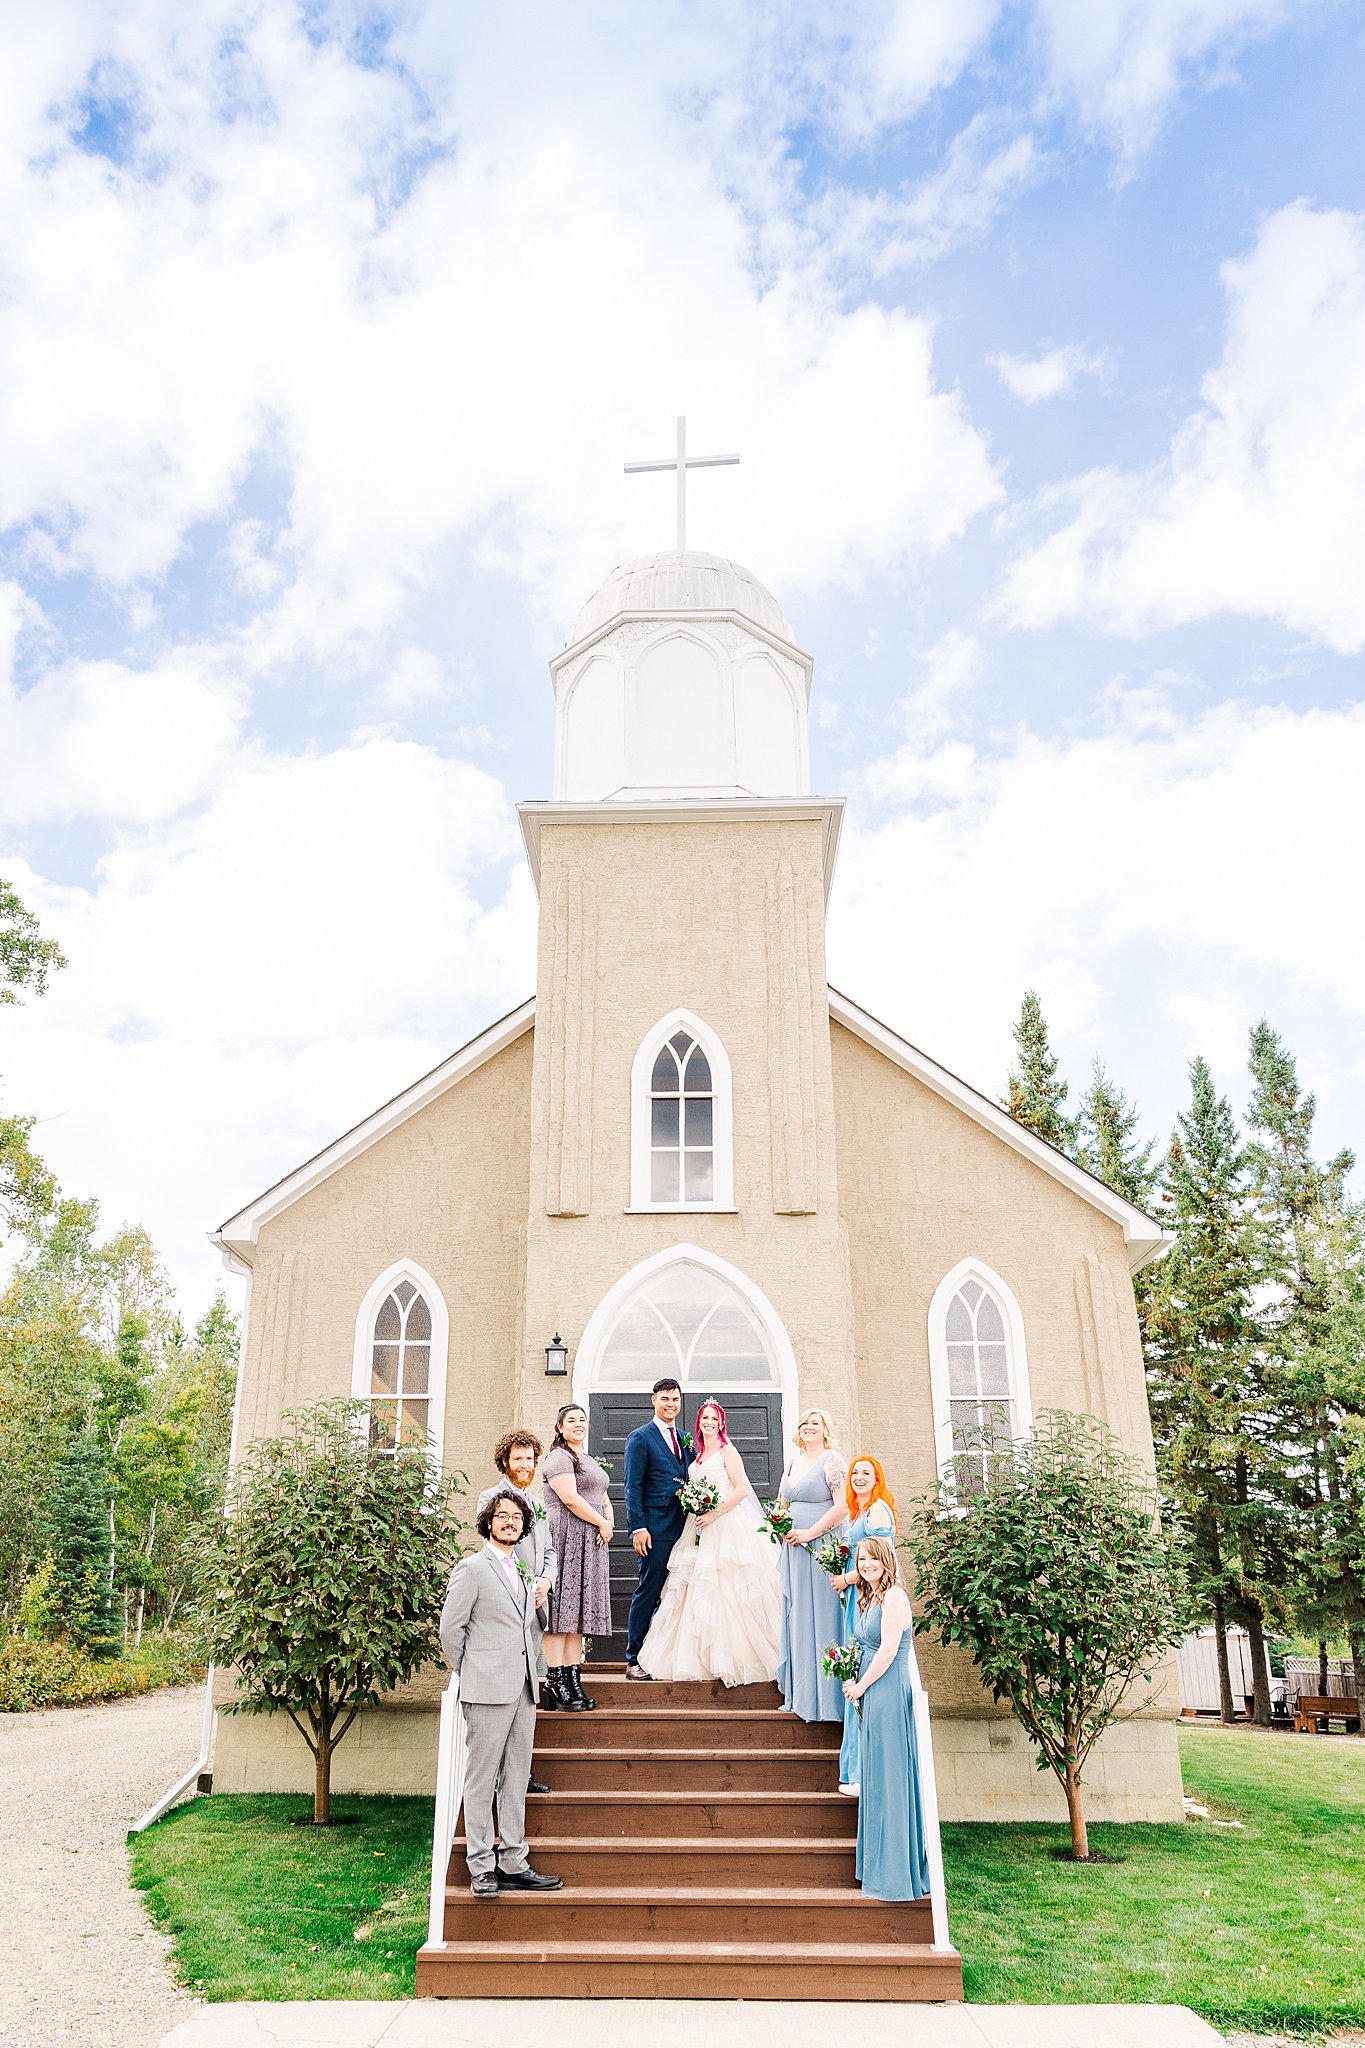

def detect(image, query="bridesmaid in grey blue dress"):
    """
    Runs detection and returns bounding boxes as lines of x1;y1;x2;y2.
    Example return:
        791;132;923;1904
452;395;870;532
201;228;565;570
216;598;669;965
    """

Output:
776;1408;847;1722
835;1454;898;1791
843;1533;931;1902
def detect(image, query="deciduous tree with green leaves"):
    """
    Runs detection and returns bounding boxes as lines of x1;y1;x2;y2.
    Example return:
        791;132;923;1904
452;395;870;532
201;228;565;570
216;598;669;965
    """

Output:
1004;989;1078;1153
198;1400;466;1823
909;1409;1188;1858
0;878;63;1251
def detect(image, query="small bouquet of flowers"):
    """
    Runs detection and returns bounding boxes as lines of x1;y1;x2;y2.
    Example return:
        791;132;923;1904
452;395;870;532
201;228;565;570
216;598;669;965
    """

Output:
677;1475;720;1544
812;1533;852;1579
822;1638;863;1718
759;1498;794;1545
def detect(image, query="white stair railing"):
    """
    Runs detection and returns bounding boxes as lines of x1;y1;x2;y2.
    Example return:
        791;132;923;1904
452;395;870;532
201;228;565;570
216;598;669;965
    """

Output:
906;1637;953;1954
425;1672;467;1949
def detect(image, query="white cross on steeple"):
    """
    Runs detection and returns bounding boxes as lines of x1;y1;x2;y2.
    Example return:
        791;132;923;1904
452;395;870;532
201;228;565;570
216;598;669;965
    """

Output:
624;416;739;551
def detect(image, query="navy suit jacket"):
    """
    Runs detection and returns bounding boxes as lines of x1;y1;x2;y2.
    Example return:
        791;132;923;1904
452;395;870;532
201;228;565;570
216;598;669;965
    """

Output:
624;1421;690;1538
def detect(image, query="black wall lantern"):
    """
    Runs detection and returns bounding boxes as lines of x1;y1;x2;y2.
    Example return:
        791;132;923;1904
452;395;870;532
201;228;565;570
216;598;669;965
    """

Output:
544;1333;569;1378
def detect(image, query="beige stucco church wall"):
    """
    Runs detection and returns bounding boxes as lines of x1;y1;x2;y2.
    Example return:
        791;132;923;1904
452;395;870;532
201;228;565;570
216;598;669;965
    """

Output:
236;1028;534;1484
831;1019;1182;1820
518;811;860;1442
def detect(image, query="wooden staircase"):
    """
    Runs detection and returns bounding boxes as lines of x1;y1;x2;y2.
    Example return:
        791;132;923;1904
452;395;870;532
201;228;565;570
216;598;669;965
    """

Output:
415;1665;964;2001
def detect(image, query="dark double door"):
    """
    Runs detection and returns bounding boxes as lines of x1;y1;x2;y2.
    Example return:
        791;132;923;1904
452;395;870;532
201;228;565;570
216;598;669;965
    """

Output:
588;1390;783;1641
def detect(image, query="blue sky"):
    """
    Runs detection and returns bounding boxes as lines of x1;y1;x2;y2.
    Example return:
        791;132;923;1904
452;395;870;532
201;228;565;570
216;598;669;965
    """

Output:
0;0;1362;1310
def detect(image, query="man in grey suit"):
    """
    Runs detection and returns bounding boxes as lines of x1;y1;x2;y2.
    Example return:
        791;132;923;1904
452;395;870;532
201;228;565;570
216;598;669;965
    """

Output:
439;1489;564;1899
476;1430;558;1793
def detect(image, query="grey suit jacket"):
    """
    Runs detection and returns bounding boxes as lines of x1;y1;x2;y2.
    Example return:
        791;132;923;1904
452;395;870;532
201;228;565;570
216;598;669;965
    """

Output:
474;1483;557;1593
439;1546;541;1705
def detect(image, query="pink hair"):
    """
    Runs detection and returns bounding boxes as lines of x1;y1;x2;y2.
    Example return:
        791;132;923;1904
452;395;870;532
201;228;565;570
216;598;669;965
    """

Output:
695;1399;729;1451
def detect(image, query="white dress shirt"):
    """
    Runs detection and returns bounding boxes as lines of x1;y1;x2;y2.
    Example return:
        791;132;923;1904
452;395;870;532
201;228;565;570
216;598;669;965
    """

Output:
653;1414;684;1462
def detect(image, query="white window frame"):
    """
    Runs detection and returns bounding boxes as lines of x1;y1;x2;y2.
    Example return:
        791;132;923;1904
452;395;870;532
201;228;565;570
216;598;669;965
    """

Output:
351;1258;450;1469
927;1257;1032;1486
628;1008;735;1212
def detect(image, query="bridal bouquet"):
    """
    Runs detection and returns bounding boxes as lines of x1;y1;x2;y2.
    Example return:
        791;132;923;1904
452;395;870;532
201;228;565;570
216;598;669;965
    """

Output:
759;1498;794;1545
812;1534;852;1579
677;1475;720;1545
822;1639;863;1719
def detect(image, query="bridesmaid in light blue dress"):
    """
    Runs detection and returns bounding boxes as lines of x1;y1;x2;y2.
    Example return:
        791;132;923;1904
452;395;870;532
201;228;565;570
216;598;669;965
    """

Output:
834;1454;898;1791
776;1409;847;1723
843;1534;931;1902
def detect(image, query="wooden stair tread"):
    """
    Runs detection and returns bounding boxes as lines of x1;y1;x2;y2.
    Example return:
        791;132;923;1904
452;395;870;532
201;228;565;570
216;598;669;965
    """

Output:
457;1833;854;1849
532;1753;834;1769
524;1788;849;1803
445;1883;901;1904
541;1707;803;1720
422;1938;956;1961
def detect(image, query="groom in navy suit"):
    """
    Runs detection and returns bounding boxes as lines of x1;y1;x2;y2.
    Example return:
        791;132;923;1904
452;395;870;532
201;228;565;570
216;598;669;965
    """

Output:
623;1377;689;1679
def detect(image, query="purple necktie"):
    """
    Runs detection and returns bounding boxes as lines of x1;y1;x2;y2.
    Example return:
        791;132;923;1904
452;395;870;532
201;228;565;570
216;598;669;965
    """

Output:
669;1429;680;1462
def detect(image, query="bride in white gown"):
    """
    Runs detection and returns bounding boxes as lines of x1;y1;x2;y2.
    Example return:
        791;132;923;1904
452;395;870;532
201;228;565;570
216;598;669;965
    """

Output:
639;1398;782;1686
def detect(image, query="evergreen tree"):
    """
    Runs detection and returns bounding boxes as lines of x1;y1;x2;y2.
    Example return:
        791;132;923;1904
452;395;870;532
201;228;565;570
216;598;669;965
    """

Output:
1144;1057;1290;1725
1005;990;1077;1153
1245;1021;1362;1682
1076;1060;1159;1208
46;1430;119;1657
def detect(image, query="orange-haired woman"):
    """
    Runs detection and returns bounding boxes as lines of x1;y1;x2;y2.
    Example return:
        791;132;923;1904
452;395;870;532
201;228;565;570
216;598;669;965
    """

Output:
833;1455;898;1794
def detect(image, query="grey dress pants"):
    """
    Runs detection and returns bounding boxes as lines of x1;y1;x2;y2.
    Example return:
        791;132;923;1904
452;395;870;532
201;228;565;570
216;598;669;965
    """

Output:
461;1682;537;1877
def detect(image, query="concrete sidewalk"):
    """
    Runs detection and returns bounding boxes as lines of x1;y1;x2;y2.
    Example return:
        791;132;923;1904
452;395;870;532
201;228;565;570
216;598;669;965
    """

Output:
160;2001;1227;2046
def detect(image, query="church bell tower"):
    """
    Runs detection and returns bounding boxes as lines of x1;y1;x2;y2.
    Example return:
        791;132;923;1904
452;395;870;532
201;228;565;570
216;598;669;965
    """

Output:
516;519;857;1460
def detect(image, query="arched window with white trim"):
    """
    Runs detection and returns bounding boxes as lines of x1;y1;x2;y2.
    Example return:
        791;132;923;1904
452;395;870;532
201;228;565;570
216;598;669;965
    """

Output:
927;1259;1032;1493
351;1260;449;1466
629;1010;734;1210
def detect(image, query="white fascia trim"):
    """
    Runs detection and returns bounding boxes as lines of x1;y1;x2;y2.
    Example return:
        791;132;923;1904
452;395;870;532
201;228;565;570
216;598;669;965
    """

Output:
827;988;1170;1274
209;997;536;1271
552;608;814;695
518;797;844;903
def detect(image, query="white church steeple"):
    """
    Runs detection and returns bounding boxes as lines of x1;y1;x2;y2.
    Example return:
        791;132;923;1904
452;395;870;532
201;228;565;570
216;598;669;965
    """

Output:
550;548;813;802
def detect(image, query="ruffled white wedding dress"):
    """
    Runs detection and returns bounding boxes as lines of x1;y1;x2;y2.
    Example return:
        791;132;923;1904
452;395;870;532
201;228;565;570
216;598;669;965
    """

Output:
639;1449;782;1686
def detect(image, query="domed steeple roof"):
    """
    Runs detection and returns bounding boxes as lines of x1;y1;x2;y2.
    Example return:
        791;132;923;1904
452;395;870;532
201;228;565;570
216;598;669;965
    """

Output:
568;549;796;650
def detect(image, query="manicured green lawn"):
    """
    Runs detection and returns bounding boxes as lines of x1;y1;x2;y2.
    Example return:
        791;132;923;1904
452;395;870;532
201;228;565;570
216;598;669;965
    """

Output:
130;1727;1365;2029
947;1726;1365;2034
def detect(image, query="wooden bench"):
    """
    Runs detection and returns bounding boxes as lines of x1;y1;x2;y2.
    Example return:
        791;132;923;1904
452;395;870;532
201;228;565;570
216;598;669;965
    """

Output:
1294;1694;1361;1734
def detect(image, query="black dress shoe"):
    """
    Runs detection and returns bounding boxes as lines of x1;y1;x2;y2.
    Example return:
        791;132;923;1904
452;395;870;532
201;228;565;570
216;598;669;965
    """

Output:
625;1662;653;1680
527;1775;550;1795
470;1873;499;1898
495;1864;562;1891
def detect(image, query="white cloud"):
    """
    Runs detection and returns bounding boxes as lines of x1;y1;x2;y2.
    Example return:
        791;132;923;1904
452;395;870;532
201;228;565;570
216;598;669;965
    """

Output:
991;342;1110;402
1031;0;1320;159
1001;203;1365;652
831;690;1365;1112
0;2;1005;661
0;650;246;827
813;116;1043;280
2;732;534;1308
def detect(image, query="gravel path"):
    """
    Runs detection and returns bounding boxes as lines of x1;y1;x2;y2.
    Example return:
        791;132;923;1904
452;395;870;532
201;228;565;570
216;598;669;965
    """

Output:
0;1685;202;2048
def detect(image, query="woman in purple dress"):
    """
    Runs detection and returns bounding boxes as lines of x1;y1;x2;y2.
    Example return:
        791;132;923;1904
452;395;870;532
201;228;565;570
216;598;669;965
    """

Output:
541;1402;614;1710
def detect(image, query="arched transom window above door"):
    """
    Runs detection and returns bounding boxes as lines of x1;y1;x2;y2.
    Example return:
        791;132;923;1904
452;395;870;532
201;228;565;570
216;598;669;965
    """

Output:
594;1260;779;1390
351;1260;449;1466
629;1010;735;1210
927;1259;1032;1495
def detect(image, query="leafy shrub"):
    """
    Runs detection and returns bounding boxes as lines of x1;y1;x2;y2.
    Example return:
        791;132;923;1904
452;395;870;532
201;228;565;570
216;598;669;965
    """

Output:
0;1628;205;1711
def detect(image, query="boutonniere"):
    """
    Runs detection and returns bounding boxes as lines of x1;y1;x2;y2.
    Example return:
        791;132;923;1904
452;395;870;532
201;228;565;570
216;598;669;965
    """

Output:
531;1500;547;1521
681;1431;696;1457
515;1557;533;1584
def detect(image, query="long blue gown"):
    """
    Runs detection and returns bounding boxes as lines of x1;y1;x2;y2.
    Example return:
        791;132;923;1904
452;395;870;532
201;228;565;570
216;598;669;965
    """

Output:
776;1457;846;1722
852;1598;931;1901
838;1505;897;1787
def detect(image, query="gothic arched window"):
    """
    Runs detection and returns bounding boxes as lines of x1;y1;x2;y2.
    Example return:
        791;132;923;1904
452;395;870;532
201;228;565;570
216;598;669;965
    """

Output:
927;1259;1032;1493
629;1011;735;1210
351;1261;449;1465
